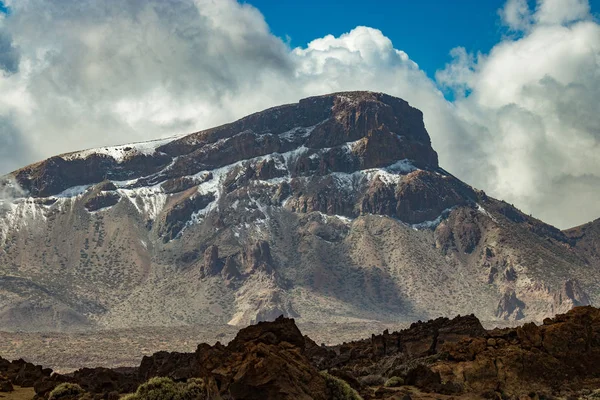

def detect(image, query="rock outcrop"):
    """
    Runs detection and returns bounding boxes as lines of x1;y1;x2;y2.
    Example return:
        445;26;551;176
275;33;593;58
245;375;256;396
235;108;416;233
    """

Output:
5;307;600;399
200;245;223;278
553;279;591;312
137;316;329;400
496;290;525;320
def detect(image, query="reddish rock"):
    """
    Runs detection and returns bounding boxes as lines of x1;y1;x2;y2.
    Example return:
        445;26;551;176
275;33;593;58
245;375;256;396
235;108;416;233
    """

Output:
200;245;223;278
139;316;327;400
221;256;241;282
8;307;600;399
243;240;275;274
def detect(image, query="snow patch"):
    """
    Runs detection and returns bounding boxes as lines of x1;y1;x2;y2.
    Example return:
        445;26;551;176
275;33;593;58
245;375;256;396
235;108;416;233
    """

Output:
0;198;49;239
369;159;416;185
55;184;92;198
476;203;498;223
118;186;167;220
61;136;175;164
335;215;353;224
278;121;324;142
185;164;231;226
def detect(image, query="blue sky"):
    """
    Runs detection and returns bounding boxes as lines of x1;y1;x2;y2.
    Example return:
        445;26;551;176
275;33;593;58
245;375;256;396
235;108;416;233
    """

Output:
247;0;599;80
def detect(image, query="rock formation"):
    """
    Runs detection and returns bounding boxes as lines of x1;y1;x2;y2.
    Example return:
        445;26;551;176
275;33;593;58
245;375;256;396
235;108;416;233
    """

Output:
4;307;600;399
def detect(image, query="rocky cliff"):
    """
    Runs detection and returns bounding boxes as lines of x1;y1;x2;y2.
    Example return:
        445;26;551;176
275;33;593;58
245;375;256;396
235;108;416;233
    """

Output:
0;91;598;330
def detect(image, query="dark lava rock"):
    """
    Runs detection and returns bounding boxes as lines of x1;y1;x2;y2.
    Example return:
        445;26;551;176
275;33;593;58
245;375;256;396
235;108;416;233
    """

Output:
0;376;13;392
84;192;121;212
139;315;327;399
8;306;600;399
200;245;223;278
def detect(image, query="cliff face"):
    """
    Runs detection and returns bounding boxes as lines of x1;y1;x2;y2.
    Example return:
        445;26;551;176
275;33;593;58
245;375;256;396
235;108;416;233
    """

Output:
0;91;598;330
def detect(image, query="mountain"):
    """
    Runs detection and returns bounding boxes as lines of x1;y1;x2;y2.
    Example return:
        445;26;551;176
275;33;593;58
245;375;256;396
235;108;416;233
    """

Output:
0;91;598;331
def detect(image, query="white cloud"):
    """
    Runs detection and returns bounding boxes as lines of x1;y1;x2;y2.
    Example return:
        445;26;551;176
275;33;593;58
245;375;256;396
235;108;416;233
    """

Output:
500;0;532;31
438;0;600;228
535;0;591;25
0;0;292;173
0;0;598;229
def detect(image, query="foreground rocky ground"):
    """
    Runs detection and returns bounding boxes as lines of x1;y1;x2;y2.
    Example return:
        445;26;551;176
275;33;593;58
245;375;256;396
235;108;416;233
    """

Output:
3;306;600;399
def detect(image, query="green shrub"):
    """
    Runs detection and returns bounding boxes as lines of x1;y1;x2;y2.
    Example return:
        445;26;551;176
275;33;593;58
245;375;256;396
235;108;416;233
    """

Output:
135;377;179;400
320;372;362;400
49;383;85;400
125;377;207;400
384;376;404;387
179;378;206;400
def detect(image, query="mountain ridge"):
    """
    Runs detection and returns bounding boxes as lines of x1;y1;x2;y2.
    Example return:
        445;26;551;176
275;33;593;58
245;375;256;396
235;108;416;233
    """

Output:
0;91;598;331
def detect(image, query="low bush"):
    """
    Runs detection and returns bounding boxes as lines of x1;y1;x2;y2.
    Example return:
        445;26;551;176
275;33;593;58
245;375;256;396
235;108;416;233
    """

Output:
384;376;404;387
320;371;362;400
123;377;207;400
48;383;85;400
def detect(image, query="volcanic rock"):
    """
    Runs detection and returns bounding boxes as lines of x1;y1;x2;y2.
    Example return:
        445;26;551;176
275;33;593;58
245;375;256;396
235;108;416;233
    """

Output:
0;376;13;392
200;245;223;278
3;307;600;399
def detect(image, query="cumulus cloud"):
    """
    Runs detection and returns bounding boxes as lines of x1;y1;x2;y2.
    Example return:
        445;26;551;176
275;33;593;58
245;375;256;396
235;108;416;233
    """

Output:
0;0;292;173
0;0;598;228
500;0;532;31
438;0;600;228
0;30;19;74
535;0;591;25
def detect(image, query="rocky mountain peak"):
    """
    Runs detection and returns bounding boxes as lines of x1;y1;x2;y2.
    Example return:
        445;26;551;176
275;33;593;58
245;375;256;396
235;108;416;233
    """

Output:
6;91;438;199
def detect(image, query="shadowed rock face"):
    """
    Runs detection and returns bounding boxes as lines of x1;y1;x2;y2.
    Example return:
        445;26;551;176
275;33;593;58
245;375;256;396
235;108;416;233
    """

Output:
6;307;600;399
14;153;173;198
496;290;525;320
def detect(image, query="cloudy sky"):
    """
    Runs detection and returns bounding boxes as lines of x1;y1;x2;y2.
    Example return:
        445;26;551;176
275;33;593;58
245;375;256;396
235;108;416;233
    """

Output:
0;0;599;229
